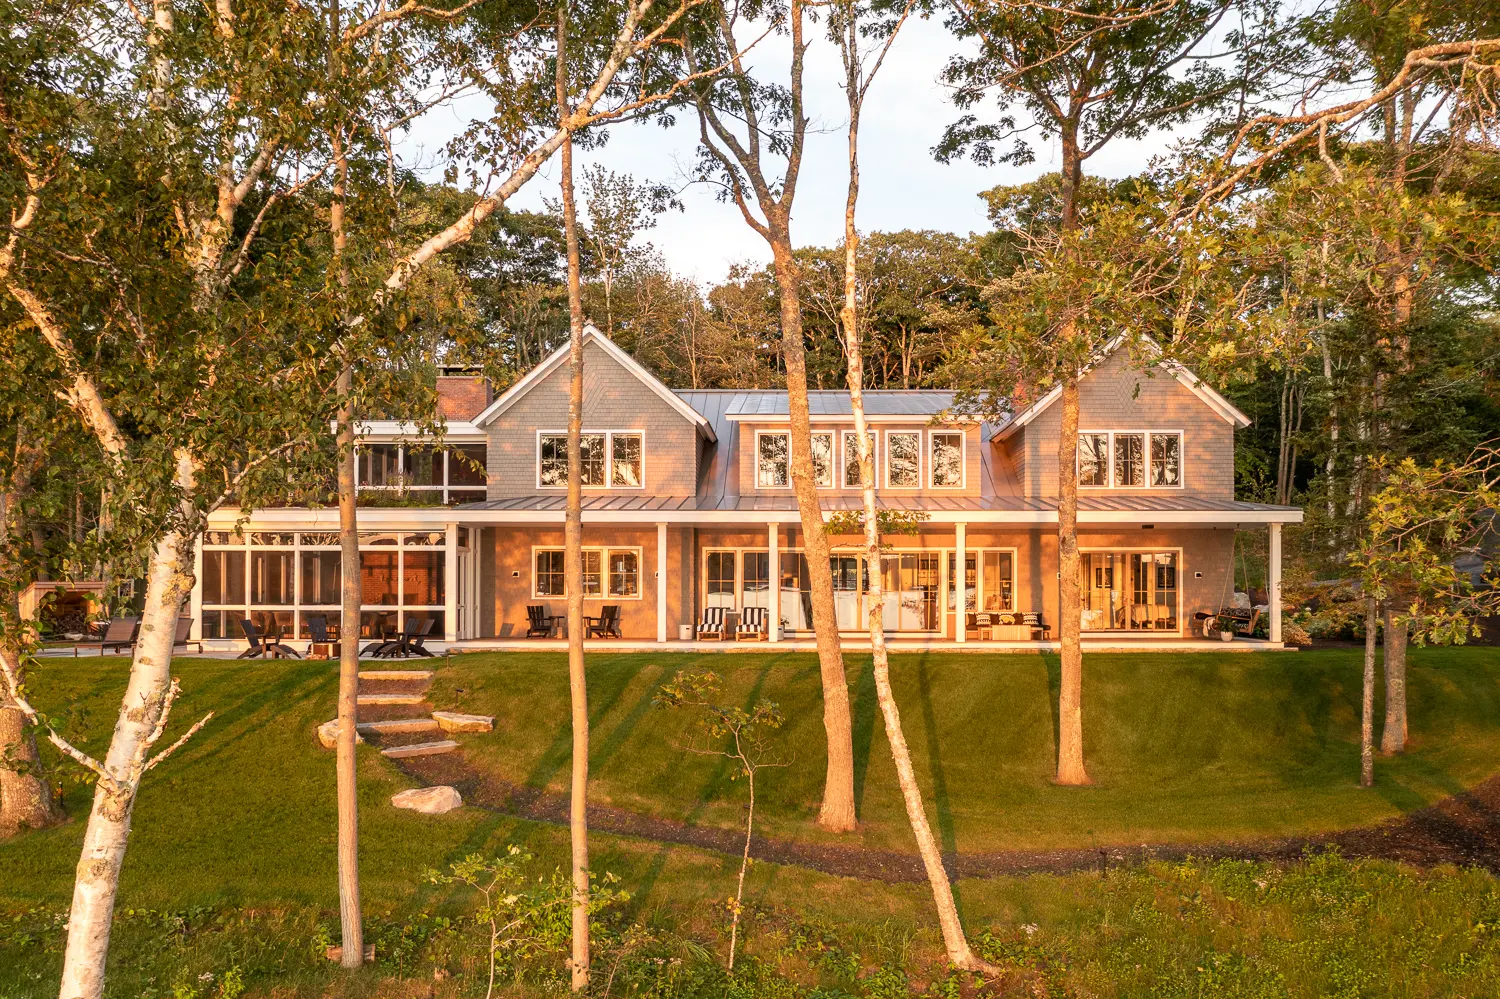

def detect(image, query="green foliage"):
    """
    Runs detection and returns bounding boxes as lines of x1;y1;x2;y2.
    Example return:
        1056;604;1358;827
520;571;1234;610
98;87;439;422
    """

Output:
824;510;928;540
1352;447;1500;644
654;669;785;777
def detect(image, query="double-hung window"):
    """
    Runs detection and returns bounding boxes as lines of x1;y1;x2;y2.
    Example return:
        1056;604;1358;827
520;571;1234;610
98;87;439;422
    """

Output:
757;431;790;487
533;547;642;598
1079;431;1183;488
538;431;641;488
886;432;921;487
1078;433;1110;487
810;432;834;488
842;430;877;488
929;431;964;488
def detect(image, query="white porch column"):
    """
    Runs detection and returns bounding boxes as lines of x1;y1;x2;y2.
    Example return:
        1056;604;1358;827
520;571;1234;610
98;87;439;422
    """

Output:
955;522;967;643
1269;522;1283;645
768;521;781;642
444;522;459;642
190;533;203;641
657;522;668;643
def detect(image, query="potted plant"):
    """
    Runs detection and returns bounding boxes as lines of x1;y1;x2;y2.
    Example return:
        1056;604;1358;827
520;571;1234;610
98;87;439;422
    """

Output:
1212;613;1239;642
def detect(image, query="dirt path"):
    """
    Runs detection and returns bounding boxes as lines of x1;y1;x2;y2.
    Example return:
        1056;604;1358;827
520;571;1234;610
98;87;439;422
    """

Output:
395;752;1500;883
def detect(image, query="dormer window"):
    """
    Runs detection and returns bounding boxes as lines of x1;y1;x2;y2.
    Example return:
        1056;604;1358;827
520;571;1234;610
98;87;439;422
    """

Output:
538;431;643;488
929;431;964;488
886;432;921;487
756;431;790;487
1079;431;1183;488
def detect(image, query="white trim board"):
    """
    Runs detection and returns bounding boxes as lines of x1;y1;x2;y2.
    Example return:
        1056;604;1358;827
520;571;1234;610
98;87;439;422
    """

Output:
472;325;716;441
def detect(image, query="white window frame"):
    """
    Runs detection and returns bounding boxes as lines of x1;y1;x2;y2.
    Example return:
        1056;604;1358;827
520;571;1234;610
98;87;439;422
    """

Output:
534;430;647;491
945;546;1020;614
884;431;922;489
1077;430;1185;490
809;430;835;489
841;429;879;489
1110;431;1148;488
1077;546;1185;635
754;430;792;489
531;545;646;599
928;430;966;489
1077;431;1111;489
1148;430;1185;489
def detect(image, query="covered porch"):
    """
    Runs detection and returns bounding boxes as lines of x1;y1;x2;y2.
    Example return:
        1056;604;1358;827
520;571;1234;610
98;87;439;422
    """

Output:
194;501;1300;653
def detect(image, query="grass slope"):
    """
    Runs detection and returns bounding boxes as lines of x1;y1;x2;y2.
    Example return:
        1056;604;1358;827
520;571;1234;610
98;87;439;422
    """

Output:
435;646;1500;852
2;648;1499;996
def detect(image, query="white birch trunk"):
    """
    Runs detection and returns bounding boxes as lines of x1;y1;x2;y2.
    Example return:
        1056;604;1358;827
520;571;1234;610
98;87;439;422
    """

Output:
59;456;197;999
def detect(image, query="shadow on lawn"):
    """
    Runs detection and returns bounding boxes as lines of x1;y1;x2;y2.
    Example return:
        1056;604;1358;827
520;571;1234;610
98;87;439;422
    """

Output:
526;656;657;789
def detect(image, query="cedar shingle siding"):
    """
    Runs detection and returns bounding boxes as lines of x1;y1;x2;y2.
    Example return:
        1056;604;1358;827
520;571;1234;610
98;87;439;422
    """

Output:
485;339;700;499
1015;351;1235;501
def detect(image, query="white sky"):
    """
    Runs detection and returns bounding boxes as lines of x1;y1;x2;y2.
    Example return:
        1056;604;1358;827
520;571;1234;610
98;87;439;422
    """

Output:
404;15;1186;284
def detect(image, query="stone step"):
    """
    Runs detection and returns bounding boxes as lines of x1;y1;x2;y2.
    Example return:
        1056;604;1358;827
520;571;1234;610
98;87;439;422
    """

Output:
380;739;459;759
357;718;441;736
357;693;425;707
358;669;434;682
432;711;495;734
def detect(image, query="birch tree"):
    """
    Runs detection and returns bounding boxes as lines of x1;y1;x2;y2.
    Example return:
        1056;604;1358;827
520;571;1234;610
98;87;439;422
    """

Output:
831;0;997;972
682;0;860;833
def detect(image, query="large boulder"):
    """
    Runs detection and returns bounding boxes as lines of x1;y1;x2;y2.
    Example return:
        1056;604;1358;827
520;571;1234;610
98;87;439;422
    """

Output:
391;785;463;815
432;711;495;733
317;719;365;750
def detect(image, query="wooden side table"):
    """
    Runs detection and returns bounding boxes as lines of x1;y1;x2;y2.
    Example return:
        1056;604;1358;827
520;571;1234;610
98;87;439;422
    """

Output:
310;642;341;661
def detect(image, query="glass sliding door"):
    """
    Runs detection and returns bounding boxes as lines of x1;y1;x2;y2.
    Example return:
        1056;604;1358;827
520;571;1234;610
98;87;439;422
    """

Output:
882;554;940;631
1080;551;1180;632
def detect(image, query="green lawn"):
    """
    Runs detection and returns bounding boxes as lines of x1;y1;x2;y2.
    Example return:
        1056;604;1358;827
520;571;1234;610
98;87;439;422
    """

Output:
2;648;1499;996
434;645;1500;853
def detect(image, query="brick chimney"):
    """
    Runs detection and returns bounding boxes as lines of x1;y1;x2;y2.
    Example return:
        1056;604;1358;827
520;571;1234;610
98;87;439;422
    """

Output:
436;366;493;422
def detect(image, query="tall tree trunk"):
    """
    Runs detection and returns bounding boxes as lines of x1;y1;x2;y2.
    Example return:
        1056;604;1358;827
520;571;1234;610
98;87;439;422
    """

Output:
59;455;198;999
0;433;64;836
1361;596;1377;787
770;228;857;833
1381;605;1408;755
1053;126;1089;786
334;370;364;969
328;5;364;960
836;25;990;962
0;694;61;836
1055;378;1088;785
557;8;590;987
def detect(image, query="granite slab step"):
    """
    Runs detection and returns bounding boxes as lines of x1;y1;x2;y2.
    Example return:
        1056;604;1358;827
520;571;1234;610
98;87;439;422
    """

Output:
357;693;425;706
380;739;459;759
357;718;441;736
357;669;434;681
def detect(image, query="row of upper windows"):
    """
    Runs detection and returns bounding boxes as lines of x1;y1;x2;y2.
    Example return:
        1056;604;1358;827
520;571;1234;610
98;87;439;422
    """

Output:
755;429;967;490
357;444;488;505
1078;431;1182;489
537;431;644;489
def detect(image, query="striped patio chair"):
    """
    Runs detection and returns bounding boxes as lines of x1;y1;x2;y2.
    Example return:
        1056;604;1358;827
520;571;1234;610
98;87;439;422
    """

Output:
696;606;727;641
736;606;768;641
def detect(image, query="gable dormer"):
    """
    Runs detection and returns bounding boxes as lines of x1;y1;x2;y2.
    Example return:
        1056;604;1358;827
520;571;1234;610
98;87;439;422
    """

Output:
473;326;715;500
993;344;1250;502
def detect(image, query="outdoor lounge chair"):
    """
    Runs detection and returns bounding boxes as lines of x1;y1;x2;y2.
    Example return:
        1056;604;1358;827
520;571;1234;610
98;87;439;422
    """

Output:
736;606;768;640
367;618;420;658
172;617;203;654
585;605;622;639
237;619;300;659
76;617;138;656
305;614;333;643
526;604;562;638
390;615;438;654
696;606;727;641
